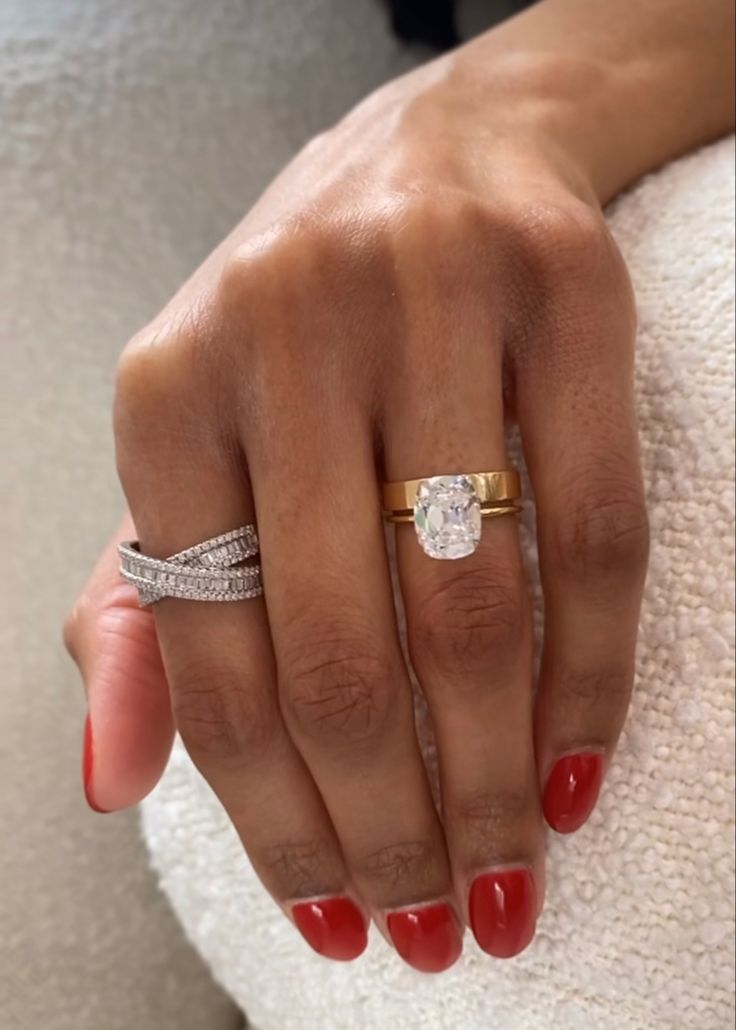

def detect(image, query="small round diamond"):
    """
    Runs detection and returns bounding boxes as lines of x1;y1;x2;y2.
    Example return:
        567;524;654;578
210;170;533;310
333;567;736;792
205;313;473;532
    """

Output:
413;476;482;560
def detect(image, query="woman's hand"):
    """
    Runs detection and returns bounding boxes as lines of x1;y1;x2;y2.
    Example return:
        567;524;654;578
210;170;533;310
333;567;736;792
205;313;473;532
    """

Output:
65;0;734;970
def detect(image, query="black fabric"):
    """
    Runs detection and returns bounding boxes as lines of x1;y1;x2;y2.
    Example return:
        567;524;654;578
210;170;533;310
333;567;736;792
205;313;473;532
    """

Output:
386;0;459;50
385;1;536;50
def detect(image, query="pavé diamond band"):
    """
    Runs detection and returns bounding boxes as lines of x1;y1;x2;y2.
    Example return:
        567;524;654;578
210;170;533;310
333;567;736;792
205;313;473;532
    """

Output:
382;471;522;560
119;525;262;605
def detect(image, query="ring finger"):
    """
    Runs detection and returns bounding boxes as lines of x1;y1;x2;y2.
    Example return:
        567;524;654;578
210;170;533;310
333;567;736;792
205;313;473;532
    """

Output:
383;308;544;959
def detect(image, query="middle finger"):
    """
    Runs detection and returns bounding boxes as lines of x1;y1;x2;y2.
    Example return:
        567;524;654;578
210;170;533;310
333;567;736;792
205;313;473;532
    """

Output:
248;398;465;974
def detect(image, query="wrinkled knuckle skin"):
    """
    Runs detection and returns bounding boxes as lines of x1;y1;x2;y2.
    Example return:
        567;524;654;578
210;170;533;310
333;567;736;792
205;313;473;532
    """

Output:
281;638;397;750
552;667;633;724
551;486;651;581
356;839;437;895
257;839;335;899
410;564;529;679
452;788;536;864
172;658;279;764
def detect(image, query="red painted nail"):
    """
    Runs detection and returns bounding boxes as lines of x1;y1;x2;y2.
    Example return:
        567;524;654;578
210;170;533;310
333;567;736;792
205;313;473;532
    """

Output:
82;715;108;814
543;752;604;834
387;902;463;973
292;896;367;961
469;868;536;958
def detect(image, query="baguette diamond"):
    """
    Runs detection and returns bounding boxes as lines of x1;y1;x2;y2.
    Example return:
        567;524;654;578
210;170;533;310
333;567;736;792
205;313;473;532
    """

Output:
119;525;262;605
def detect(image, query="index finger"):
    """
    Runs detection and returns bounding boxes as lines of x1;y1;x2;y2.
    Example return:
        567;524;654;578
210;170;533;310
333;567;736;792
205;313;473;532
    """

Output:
63;513;174;813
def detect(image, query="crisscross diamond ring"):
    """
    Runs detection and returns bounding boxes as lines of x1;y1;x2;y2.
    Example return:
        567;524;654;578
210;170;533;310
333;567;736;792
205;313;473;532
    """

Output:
119;525;262;605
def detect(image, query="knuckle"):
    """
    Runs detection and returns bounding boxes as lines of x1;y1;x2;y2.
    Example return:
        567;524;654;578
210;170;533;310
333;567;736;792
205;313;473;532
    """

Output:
554;666;632;721
172;658;279;764
453;787;536;861
281;633;397;749
216;239;267;320
116;321;195;413
550;480;650;580
410;563;528;676
521;199;614;281
396;188;473;235
393;189;497;277
115;302;216;408
114;312;232;488
215;214;375;385
503;198;635;331
355;839;437;894
223;211;354;285
114;325;193;451
257;839;334;898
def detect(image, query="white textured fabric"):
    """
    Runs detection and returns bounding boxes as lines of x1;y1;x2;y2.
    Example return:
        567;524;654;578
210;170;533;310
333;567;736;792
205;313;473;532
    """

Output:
141;138;736;1030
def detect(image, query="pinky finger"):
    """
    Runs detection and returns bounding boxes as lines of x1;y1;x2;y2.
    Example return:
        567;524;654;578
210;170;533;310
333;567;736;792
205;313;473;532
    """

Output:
63;514;174;812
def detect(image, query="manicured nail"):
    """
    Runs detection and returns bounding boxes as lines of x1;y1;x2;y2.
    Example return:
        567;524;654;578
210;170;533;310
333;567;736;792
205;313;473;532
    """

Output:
291;896;367;961
543;751;604;834
387;901;463;973
82;714;108;814
469;867;536;958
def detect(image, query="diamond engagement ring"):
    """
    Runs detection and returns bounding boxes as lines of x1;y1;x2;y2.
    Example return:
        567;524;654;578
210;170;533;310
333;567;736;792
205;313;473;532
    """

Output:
119;525;262;605
382;471;522;560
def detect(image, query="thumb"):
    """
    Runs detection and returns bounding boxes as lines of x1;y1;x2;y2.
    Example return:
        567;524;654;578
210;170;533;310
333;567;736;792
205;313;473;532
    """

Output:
64;514;174;812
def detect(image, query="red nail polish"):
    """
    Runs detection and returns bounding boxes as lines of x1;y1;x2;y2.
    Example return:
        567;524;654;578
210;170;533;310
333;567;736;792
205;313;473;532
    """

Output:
387;902;463;973
82;715;108;814
292;896;367;961
543;752;604;834
469;868;536;958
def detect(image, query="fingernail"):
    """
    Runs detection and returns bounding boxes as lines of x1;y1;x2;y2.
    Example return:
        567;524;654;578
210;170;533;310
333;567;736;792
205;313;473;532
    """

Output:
469;867;536;958
291;896;367;961
543;751;604;834
82;714;108;814
387;901;463;973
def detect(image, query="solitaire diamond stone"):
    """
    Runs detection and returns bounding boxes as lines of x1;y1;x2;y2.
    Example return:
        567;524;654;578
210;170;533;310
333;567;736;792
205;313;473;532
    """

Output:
413;475;482;560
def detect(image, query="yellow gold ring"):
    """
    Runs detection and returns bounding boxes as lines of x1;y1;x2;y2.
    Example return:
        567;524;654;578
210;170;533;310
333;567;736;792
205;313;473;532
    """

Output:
381;471;522;560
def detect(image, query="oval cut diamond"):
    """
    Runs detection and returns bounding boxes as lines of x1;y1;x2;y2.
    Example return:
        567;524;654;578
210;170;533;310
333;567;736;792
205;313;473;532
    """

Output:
413;475;482;559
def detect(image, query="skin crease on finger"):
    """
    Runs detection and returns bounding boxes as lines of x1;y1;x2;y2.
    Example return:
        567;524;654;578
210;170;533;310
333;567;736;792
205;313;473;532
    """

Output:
65;0;735;971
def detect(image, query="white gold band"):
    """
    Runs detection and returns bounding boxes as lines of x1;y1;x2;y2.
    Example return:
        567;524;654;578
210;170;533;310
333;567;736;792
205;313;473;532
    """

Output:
118;525;262;605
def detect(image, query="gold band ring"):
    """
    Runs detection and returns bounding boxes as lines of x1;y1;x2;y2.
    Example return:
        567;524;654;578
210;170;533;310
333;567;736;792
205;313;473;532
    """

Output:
382;470;521;513
385;502;522;524
381;470;522;560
